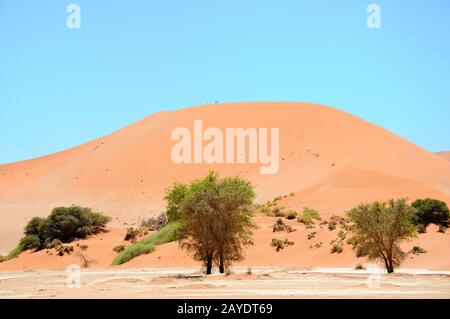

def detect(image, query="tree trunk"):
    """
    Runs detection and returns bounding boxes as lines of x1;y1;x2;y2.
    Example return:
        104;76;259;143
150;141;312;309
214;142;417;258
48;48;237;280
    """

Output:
206;256;212;275
387;259;394;273
219;251;225;274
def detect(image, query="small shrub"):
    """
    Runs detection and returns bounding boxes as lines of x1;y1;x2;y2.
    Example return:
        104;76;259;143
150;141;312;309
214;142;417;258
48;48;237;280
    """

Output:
76;252;95;268
273;196;282;202
314;242;323;249
330;243;343;254
285;210;297;220
272;206;285;217
79;244;89;251
307;231;317;240
410;246;426;255
297;207;321;225
271;238;294;251
355;263;366;270
141;213;168;231
272;218;296;233
124;227;139;241
337;230;346;240
328;222;337;231
438;225;447;233
56;244;73;256
113;245;125;253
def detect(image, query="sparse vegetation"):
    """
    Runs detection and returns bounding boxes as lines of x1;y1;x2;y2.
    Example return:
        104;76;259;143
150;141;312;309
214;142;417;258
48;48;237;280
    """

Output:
346;199;417;273
112;221;183;265
271;238;294;251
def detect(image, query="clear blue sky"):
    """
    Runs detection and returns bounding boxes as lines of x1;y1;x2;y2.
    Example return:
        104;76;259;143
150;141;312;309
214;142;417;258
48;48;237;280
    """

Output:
1;0;449;164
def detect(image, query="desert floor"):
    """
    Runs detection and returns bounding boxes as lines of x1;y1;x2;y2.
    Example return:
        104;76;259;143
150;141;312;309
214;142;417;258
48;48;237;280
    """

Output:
1;267;449;299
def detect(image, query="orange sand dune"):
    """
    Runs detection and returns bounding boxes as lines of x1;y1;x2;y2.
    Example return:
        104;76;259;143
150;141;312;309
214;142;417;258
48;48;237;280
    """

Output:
1;102;450;256
437;151;450;162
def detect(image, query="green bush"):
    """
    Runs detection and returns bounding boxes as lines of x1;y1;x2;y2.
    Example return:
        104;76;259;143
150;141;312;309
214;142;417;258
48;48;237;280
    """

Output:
112;222;183;265
6;206;110;259
412;198;450;228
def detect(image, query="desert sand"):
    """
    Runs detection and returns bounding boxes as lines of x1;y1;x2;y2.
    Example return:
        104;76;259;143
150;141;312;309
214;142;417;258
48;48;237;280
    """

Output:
0;102;449;277
437;151;450;162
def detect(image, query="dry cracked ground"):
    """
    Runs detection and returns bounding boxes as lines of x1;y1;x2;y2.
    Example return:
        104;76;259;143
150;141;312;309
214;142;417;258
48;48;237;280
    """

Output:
1;267;449;299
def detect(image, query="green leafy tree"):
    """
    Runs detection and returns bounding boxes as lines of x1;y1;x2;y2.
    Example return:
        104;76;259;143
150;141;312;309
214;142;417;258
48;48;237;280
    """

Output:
346;199;416;273
411;198;450;230
171;172;256;274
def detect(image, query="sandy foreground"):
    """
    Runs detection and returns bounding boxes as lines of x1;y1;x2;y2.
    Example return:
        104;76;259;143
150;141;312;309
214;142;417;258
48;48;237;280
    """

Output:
1;267;449;299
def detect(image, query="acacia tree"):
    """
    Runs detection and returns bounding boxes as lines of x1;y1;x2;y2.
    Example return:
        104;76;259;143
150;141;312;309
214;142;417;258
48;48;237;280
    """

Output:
411;198;450;231
346;199;416;273
166;172;256;274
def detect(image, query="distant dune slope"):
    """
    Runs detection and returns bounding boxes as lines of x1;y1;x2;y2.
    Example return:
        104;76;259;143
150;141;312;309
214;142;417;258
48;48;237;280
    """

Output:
437;151;450;162
1;102;450;253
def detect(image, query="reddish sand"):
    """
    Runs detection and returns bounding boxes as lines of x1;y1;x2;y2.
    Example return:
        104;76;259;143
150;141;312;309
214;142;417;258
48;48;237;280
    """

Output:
437;151;450;162
1;102;450;271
